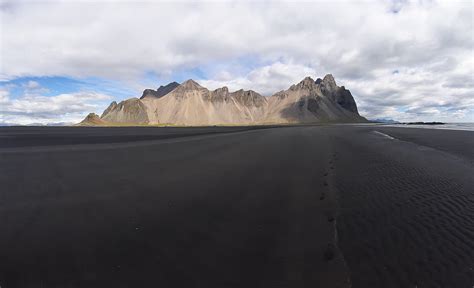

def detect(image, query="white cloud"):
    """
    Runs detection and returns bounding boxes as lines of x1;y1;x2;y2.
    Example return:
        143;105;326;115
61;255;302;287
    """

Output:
0;0;473;122
0;86;112;125
2;1;471;79
199;62;318;95
24;80;40;89
20;80;51;95
0;88;9;106
346;66;474;122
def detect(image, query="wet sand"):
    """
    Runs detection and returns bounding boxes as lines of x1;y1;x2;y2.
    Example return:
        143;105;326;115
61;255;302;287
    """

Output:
0;125;472;287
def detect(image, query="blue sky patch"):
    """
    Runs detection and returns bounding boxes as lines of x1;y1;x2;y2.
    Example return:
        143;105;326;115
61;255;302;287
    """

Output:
0;76;136;100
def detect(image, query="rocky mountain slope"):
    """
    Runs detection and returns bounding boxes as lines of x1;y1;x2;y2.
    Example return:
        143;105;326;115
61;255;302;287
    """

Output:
78;113;107;126
265;75;364;123
140;82;180;99
80;75;367;126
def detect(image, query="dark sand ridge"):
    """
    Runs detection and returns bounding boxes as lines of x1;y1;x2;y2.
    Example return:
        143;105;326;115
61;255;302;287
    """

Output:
332;126;474;287
0;125;473;287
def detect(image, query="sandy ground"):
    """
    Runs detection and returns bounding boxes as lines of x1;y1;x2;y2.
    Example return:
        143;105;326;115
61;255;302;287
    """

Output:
0;125;472;287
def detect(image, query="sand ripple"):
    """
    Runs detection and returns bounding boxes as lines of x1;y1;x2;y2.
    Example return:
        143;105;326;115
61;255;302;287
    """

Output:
334;134;474;287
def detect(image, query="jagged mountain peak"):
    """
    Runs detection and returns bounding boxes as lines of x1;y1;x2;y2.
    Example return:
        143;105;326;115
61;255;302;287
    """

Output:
233;88;260;95
214;86;229;93
82;73;366;126
140;82;180;99
84;113;100;121
180;79;204;90
301;76;315;83
246;89;260;95
141;89;158;99
291;76;317;90
300;76;316;85
78;113;106;126
322;74;337;87
231;89;267;107
101;101;118;118
156;81;180;95
158;81;179;90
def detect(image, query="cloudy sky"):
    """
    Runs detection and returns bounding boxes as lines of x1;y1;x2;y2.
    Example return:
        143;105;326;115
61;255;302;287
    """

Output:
0;0;472;124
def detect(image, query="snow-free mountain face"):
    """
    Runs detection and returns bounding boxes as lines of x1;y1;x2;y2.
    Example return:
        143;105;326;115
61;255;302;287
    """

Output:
140;82;180;100
265;75;365;123
81;75;367;126
78;113;107;126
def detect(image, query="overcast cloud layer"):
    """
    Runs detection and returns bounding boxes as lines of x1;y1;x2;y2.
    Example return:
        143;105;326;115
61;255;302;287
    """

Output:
0;0;473;124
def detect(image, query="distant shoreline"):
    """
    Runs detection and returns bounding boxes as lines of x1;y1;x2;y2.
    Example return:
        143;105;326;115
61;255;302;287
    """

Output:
3;122;474;133
404;121;445;125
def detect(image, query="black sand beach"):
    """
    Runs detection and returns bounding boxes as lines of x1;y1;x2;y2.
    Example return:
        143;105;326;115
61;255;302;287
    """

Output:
0;125;473;287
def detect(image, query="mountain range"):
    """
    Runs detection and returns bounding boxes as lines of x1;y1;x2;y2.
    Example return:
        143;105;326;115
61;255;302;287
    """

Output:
80;74;367;126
